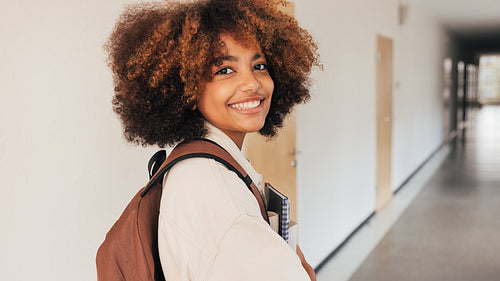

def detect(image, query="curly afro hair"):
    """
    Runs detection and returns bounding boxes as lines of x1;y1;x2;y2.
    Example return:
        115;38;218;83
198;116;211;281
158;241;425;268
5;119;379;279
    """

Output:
106;0;320;147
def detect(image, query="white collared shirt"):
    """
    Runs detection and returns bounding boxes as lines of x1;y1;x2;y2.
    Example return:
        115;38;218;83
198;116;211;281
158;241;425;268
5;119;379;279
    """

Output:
158;123;309;281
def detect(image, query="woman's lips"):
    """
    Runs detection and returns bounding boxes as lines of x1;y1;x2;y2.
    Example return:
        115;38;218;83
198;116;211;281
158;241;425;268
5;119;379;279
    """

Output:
228;99;263;110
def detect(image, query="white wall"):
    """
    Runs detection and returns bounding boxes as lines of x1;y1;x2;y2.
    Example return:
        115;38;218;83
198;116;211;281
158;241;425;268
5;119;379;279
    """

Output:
0;0;447;279
0;0;157;280
294;0;446;267
392;2;447;190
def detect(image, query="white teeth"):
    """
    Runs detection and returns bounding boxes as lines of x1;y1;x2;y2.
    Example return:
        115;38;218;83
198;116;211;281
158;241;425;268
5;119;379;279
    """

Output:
229;100;261;110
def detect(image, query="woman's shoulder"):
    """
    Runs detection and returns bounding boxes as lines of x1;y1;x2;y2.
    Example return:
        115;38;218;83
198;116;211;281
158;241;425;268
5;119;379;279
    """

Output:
162;156;241;199
162;157;235;208
160;156;262;228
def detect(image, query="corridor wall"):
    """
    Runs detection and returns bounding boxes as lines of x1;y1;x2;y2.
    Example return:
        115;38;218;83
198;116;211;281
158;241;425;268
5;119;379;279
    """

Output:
391;3;447;192
294;0;447;267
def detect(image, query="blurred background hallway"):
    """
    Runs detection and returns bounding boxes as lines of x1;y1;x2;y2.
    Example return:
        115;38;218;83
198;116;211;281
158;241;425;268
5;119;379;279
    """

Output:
318;106;500;280
355;105;500;280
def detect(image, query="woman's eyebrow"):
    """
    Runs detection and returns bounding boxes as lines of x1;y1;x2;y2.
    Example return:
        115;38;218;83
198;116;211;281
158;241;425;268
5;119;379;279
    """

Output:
216;53;263;62
218;55;237;62
253;54;263;60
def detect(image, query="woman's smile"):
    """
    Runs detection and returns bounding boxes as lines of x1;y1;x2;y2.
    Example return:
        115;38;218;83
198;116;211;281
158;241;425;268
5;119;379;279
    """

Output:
228;97;265;111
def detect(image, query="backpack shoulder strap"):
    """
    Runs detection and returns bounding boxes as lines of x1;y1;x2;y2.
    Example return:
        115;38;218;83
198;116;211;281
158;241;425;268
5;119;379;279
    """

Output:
142;139;269;224
148;150;166;179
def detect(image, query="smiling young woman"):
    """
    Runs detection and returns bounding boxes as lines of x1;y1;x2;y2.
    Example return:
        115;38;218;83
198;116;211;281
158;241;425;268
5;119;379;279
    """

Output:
104;0;320;280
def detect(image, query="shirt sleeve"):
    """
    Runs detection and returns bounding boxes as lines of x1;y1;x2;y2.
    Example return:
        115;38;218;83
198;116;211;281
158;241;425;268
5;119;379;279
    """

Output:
158;157;310;281
159;157;242;281
204;214;311;281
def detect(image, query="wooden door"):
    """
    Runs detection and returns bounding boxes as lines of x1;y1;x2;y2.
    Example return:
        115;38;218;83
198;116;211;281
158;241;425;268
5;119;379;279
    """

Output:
376;34;393;211
244;3;297;220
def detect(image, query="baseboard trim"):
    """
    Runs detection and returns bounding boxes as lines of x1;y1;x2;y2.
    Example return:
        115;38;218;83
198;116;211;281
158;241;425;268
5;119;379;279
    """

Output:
394;142;445;195
314;211;375;273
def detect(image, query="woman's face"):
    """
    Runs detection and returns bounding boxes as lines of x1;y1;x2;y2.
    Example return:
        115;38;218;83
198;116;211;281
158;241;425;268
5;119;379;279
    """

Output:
197;34;274;148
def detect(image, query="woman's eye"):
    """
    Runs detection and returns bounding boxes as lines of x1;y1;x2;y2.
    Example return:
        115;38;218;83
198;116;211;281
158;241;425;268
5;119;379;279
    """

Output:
215;68;234;75
254;64;268;71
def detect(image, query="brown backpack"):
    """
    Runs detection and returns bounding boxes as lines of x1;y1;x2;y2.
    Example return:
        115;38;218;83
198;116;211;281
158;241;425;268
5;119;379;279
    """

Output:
96;139;269;281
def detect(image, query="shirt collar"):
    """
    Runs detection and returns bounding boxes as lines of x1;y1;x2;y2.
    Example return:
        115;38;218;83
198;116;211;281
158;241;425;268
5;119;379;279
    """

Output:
204;122;263;190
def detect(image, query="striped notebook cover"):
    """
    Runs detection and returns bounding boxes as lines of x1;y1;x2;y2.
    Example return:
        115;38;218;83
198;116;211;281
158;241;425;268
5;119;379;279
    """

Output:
264;183;290;242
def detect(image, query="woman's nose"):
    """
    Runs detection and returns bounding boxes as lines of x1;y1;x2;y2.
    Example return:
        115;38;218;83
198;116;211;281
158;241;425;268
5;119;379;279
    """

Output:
239;71;261;92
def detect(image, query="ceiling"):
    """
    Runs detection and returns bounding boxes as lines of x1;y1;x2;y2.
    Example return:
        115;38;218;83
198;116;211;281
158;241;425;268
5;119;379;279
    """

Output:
417;0;500;34
410;0;500;53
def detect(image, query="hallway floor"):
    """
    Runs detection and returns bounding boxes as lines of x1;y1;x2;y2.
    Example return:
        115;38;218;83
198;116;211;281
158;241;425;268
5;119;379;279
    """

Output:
317;105;500;281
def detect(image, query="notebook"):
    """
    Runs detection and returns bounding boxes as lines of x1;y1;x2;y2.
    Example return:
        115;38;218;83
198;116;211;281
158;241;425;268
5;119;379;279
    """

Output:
264;183;290;242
